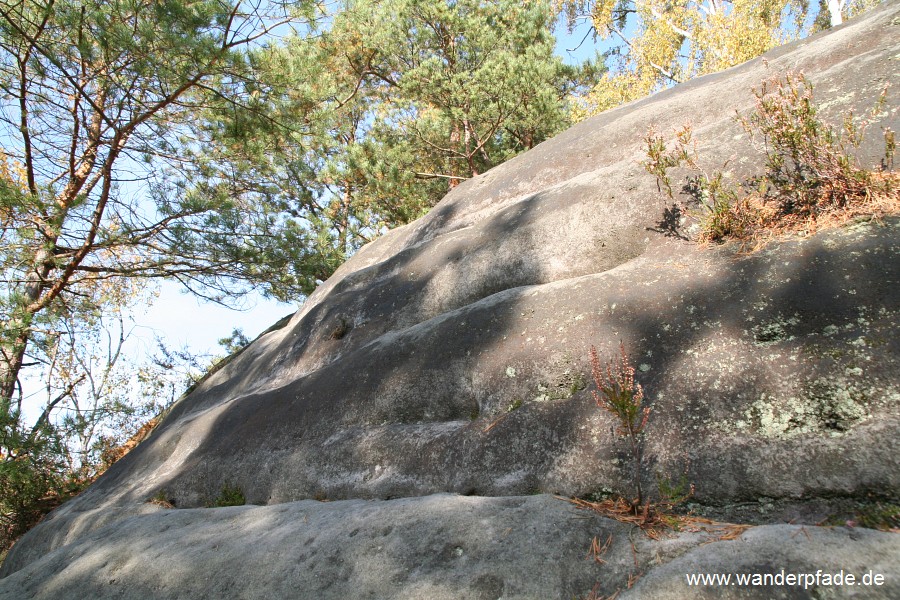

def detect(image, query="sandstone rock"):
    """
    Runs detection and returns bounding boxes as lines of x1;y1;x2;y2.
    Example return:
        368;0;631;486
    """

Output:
620;523;900;600
0;495;619;600
2;4;899;598
1;495;896;600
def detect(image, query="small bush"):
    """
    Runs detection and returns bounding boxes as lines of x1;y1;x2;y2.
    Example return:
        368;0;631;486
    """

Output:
644;73;900;247
147;489;175;509
740;73;889;216
589;342;650;512
0;417;82;553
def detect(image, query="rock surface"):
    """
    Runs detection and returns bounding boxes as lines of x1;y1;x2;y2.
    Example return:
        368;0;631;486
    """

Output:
1;494;897;600
2;4;899;599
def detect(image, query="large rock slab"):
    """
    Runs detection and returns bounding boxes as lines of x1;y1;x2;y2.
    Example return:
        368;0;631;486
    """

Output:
2;3;899;597
1;494;896;600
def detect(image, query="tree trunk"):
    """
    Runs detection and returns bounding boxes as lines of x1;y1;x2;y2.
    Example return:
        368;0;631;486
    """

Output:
449;121;462;189
828;0;844;27
0;331;29;408
1;244;56;404
339;181;352;255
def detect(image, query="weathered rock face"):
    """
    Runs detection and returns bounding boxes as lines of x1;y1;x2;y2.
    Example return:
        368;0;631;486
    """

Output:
1;494;898;600
2;5;899;599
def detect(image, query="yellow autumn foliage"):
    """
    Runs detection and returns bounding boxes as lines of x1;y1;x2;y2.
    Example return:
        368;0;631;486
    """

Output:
559;0;886;120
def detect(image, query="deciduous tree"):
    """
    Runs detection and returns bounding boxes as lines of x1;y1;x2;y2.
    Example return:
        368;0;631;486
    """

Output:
557;0;884;117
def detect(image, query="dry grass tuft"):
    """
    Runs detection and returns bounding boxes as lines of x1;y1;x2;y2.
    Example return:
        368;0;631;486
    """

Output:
563;495;755;545
699;169;900;251
563;496;676;540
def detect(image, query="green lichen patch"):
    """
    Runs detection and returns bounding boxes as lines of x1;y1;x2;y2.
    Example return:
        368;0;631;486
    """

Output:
531;368;587;403
506;398;523;412
750;314;801;346
743;378;871;439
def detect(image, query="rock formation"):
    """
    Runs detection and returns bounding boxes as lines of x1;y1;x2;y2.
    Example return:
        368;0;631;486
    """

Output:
2;4;898;599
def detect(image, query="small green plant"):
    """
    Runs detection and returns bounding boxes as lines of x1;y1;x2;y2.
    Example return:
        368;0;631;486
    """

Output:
211;484;245;507
642;124;746;243
855;502;900;531
688;169;747;242
589;342;651;512
507;398;523;412
643;124;696;198
656;471;695;512
823;501;900;531
148;489;175;509
329;317;351;340
564;371;588;397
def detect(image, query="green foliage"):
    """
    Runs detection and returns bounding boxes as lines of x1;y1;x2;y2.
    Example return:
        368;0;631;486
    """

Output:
191;0;591;280
643;73;899;245
0;406;73;552
855;502;900;531
823;501;900;530
0;0;318;409
655;471;694;508
217;328;250;356
211;484;246;508
589;342;650;510
341;0;573;174
0;1;316;550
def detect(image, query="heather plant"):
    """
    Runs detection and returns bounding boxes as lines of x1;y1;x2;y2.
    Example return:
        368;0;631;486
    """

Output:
642;125;696;199
643;73;899;246
642;125;748;243
739;73;884;216
589;343;651;512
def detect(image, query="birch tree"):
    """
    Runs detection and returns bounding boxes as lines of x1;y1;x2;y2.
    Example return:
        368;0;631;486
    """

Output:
557;0;884;118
